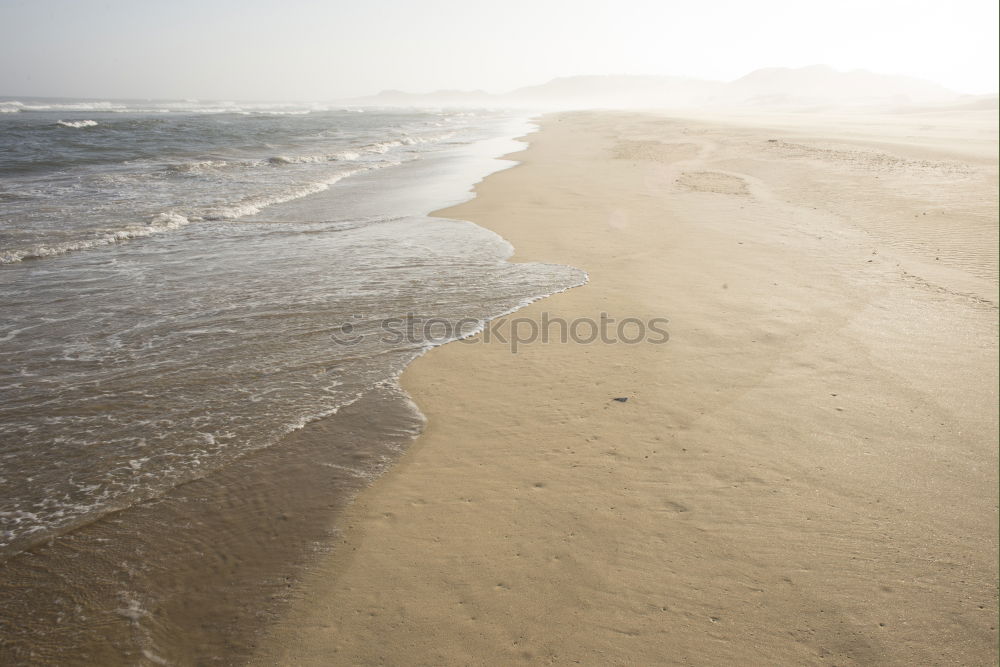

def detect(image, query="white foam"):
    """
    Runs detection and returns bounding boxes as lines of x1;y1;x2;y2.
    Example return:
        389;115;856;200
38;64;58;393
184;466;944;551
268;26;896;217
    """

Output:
266;149;365;165
115;598;148;623
28;102;127;112
366;132;456;153
365;140;404;153
230;132;455;172
0;99;326;115
56;119;98;128
148;211;191;229
205;181;335;219
167;159;229;173
204;163;398;220
0;112;462;268
254;109;311;115
0;156;402;262
0;212;191;264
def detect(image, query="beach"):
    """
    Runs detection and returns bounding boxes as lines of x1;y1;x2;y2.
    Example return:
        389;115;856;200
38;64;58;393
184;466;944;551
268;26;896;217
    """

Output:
253;109;998;665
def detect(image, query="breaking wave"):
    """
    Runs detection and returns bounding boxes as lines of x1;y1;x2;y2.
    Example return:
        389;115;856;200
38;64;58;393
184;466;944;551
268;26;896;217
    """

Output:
56;119;99;128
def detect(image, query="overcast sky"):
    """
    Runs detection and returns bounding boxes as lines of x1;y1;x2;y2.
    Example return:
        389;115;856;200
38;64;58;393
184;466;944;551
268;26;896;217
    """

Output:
1;0;996;100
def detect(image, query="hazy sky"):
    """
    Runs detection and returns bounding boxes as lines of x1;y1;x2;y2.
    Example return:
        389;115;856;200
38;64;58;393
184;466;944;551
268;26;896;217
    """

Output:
1;0;996;100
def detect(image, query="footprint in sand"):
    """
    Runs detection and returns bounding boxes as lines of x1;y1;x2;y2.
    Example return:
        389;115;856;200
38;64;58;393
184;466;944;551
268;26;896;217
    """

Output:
676;171;750;196
612;140;700;163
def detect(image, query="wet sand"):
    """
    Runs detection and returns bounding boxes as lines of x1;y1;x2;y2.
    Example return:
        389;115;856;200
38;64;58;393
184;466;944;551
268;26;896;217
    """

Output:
0;387;423;665
254;110;999;665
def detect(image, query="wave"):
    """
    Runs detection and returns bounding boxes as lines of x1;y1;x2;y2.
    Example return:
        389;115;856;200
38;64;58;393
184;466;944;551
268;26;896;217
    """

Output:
163;149;366;176
0;159;405;264
202;163;398;219
266;150;362;165
0;111;475;266
263;132;453;167
166;159;231;174
0;212;191;264
9;101;129;112
56;119;98;128
169;145;377;174
196;133;441;171
0;99;336;115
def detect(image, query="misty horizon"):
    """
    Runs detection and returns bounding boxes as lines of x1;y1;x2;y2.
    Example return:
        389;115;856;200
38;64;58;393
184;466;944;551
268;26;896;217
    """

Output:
1;64;995;109
1;0;996;101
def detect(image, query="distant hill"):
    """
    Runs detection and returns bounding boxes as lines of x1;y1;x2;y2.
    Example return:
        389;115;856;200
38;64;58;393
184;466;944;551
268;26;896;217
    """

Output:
343;66;970;110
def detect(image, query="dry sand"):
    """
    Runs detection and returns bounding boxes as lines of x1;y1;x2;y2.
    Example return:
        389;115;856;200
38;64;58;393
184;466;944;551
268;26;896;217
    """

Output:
253;110;999;665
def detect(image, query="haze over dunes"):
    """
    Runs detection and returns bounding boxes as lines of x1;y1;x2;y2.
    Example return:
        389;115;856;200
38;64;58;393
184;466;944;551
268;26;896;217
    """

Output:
350;65;989;110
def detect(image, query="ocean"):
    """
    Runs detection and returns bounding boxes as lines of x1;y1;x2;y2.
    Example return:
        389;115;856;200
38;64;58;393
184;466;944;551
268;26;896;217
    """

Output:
0;98;584;663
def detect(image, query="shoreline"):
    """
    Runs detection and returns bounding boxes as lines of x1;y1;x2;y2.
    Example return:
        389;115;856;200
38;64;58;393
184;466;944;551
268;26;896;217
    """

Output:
0;115;572;665
254;110;998;665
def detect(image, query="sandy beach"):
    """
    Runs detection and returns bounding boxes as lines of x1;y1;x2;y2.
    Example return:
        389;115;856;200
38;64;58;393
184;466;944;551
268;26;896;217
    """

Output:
253;110;998;665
